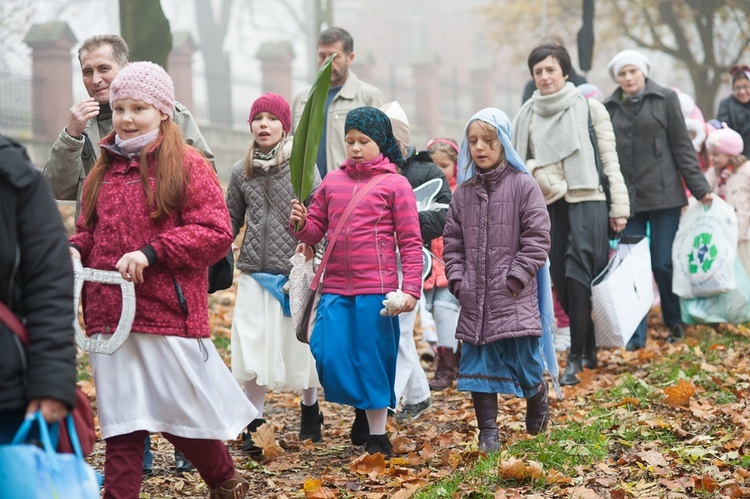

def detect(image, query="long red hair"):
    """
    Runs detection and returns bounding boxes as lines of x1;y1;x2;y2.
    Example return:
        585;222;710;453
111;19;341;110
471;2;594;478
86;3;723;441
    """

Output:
82;119;190;227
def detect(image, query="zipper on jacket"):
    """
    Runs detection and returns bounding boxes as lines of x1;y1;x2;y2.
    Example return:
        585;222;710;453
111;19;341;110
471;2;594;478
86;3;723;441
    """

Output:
480;190;491;345
260;174;271;271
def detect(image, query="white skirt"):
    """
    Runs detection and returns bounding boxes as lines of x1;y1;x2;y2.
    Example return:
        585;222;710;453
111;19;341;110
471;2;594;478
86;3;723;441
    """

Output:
231;273;320;390
90;332;257;440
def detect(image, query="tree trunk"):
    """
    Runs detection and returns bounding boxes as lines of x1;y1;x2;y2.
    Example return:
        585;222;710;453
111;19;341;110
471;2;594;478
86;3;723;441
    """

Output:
119;0;172;69
195;0;233;126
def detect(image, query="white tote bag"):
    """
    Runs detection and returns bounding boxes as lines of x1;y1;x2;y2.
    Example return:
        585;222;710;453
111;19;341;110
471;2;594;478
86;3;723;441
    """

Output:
672;197;738;298
591;237;654;348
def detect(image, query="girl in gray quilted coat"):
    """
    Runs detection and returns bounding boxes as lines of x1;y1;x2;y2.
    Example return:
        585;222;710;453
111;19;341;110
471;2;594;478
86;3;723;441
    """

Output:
225;93;322;454
443;108;552;453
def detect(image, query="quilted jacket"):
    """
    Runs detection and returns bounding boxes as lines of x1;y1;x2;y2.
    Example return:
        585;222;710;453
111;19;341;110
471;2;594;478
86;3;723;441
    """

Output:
443;165;551;345
69;136;232;339
226;138;321;275
293;154;423;299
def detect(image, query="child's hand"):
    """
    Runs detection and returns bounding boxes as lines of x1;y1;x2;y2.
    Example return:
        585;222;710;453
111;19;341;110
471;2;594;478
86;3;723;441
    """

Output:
116;250;150;284
296;243;315;261
398;295;418;314
380;290;417;316
290;199;308;228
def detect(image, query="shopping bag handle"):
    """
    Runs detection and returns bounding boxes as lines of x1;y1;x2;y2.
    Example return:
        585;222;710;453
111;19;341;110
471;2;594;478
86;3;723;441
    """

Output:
10;412;84;461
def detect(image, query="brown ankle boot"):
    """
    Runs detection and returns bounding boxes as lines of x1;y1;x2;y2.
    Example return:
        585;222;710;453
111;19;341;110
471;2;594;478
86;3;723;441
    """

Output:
472;392;500;453
207;470;249;498
429;347;458;391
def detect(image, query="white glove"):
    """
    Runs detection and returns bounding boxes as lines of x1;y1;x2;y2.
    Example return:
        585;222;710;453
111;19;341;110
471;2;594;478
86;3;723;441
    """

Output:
379;290;408;316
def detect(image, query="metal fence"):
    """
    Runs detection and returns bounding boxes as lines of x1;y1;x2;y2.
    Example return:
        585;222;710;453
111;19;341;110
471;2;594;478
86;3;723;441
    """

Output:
0;72;32;137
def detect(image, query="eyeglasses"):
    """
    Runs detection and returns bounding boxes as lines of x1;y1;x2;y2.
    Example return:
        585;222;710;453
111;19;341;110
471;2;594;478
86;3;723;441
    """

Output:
733;85;750;92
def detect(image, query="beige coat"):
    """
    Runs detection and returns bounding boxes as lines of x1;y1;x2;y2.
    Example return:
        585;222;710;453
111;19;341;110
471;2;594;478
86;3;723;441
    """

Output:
705;160;750;242
518;98;630;219
292;71;385;173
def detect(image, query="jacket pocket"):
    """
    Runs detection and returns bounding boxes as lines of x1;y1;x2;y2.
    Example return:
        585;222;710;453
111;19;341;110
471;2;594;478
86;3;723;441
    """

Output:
377;238;389;274
172;277;189;316
653;138;665;159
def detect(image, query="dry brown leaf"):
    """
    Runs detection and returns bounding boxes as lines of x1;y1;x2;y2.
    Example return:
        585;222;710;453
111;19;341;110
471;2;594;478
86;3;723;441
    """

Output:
568;487;601;499
636;450;668;468
596;462;617;475
349;452;386;475
390;485;420;499
663;379;695;407
693;474;718;493
252;424;285;458
610;490;626;499
577;368;597;388
419;442;436;460
498;457;544;482
545;468;573;485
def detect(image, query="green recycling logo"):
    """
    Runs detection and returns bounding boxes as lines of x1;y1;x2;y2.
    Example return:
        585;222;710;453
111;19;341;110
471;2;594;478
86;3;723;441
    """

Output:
687;232;717;274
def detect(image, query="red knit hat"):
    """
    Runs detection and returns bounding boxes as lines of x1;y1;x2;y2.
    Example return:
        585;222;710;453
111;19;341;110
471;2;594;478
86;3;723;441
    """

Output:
109;61;175;116
248;93;292;134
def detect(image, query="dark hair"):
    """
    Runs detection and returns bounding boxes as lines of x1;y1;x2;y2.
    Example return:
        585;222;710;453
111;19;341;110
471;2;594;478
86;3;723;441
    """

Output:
318;27;353;54
730;68;750;86
527;43;571;78
78;34;129;66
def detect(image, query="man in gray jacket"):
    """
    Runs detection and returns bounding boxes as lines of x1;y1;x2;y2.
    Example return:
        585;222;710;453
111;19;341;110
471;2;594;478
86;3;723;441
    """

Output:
44;34;214;220
292;27;385;178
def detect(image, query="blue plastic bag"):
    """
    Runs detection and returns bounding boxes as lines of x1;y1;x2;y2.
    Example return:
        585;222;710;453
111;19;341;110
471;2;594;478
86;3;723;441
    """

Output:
0;411;102;499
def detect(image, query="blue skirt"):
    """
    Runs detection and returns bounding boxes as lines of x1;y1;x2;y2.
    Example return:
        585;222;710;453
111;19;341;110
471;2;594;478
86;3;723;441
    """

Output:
309;294;399;409
457;336;543;398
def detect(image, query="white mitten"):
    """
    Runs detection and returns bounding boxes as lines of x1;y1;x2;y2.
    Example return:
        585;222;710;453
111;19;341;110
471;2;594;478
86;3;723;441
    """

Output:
379;290;408;316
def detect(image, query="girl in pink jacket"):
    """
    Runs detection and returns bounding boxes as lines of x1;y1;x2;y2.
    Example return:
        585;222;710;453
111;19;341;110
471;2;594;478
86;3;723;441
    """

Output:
69;62;254;498
290;106;423;458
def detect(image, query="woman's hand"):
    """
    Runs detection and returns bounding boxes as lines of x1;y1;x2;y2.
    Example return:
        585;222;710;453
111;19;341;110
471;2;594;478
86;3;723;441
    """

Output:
116;250;149;284
700;192;713;207
26;398;67;424
296;243;314;261
609;217;628;234
290;199;308;228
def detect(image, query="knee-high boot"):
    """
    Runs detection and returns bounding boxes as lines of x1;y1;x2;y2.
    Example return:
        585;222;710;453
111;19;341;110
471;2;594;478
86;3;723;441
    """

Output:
471;392;500;453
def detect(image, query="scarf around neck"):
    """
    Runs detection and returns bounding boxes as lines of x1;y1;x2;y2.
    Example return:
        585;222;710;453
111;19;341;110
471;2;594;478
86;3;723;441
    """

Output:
252;137;293;172
513;82;600;191
115;129;159;158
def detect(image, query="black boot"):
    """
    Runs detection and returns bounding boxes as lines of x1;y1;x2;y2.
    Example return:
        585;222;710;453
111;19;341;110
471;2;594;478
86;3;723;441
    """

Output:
299;401;324;442
582;332;598;369
471;392;500;453
668;323;686;343
525;382;549;435
365;433;393;458
350;408;369;446
560;354;583;386
582;346;598;369
241;418;265;455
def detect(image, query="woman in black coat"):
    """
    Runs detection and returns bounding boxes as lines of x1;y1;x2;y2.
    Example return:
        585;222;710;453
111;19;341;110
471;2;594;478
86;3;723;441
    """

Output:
717;65;750;158
0;135;77;442
603;50;712;350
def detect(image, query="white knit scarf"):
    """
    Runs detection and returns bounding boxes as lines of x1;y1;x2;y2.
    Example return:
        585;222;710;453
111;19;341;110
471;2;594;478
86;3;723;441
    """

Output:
514;82;599;190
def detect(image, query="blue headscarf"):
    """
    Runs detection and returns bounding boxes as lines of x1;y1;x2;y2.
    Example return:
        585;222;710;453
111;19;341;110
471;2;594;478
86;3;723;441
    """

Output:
345;107;404;167
457;107;528;183
457;107;561;397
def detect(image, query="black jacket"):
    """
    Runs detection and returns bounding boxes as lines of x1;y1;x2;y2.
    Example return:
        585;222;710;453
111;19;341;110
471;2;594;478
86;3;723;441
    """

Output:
0;136;77;413
400;146;452;244
717;95;750;157
603;79;710;214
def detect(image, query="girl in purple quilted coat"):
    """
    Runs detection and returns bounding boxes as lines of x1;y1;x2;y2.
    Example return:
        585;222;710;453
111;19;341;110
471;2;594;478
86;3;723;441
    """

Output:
68;62;254;498
443;108;552;453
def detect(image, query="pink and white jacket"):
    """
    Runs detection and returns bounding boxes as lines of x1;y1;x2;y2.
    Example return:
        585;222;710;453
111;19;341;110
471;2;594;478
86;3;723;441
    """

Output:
294;154;423;299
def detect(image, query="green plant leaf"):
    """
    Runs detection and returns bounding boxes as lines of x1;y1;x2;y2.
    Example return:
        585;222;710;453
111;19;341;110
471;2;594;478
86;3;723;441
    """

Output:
289;53;335;208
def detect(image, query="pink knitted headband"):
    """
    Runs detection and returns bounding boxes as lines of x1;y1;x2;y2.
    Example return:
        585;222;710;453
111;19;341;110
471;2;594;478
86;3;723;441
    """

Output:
426;138;460;155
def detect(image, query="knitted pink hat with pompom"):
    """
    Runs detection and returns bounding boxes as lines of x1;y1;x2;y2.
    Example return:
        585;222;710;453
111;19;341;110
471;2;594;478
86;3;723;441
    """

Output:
109;61;175;116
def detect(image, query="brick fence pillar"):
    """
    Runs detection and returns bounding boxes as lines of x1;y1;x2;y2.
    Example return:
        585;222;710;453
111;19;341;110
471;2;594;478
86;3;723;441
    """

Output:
23;22;77;143
168;31;197;111
256;41;294;102
411;55;440;140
